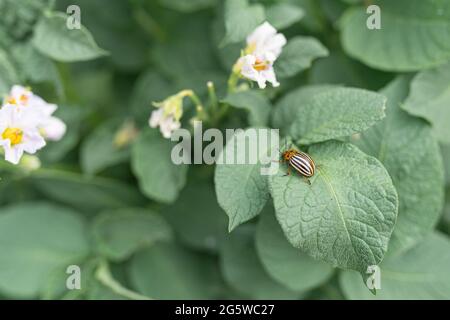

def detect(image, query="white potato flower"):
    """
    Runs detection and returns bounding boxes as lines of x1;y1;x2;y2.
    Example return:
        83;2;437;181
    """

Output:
239;52;279;89
149;90;192;139
0;104;46;164
237;22;287;89
245;21;287;58
149;108;181;139
4;85;66;141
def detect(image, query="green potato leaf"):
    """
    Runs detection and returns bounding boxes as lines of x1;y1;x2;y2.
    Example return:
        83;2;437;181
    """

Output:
129;242;222;299
131;128;188;204
215;128;278;231
165;179;228;252
340;232;450;299
340;0;450;71
92;208;173;261
222;90;272;126
0;202;90;298
402;62;450;144
269;141;398;274
275;36;329;79
266;3;304;30
255;206;334;292
31;169;146;214
32;12;108;62
287;87;386;144
222;0;265;45
0;49;18;95
354;76;445;256
130;70;174;124
220;225;300;299
81;119;130;175
10;43;63;96
310;51;393;91
271;85;337;134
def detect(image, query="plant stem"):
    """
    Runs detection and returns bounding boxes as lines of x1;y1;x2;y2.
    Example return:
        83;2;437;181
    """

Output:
187;91;203;109
95;261;152;300
207;81;219;115
187;91;208;121
218;62;243;123
227;70;240;94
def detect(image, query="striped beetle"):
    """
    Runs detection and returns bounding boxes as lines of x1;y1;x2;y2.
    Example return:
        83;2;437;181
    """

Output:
280;148;316;185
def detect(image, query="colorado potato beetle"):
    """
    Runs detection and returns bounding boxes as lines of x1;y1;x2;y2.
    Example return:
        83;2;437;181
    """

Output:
281;148;316;185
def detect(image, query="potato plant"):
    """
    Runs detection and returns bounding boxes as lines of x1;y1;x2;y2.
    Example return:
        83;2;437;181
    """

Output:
0;0;449;300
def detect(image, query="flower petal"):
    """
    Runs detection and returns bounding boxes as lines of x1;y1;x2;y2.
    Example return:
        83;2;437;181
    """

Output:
41;116;66;141
261;67;280;87
4;144;24;165
246;21;277;49
22;131;46;154
149;108;164;128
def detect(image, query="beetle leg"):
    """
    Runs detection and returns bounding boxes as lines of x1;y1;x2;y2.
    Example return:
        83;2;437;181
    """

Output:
302;176;311;185
282;166;291;177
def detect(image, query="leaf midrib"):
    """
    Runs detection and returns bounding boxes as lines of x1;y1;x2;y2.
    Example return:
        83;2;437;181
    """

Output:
317;167;354;251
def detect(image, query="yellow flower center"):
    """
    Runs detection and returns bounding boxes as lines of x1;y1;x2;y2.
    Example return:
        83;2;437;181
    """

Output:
2;127;23;145
253;59;269;71
19;94;29;104
7;97;17;105
6;94;29;106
